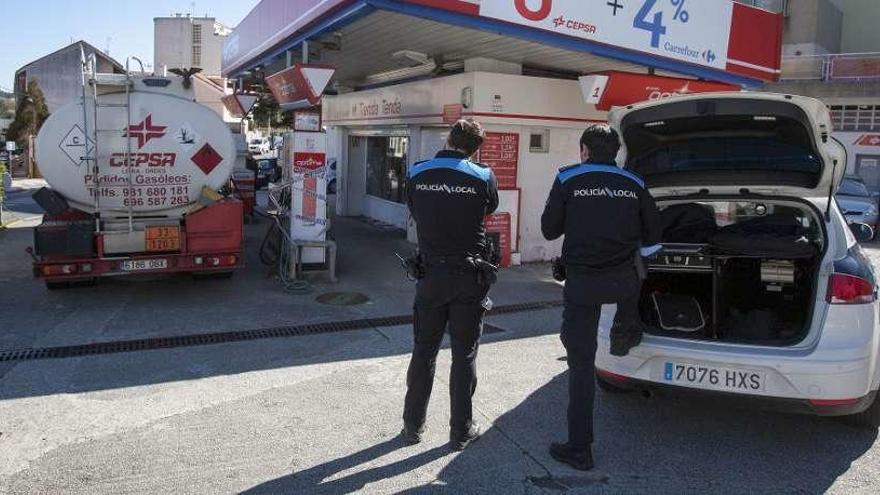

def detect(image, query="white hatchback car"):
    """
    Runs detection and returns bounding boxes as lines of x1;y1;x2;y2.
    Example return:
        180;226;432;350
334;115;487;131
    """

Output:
597;93;880;428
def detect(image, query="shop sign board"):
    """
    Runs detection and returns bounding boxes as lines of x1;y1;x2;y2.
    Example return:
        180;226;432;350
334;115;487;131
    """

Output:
266;64;336;110
442;104;464;124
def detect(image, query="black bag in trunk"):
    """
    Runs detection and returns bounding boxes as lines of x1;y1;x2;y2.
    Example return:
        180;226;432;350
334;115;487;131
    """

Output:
660;204;718;243
651;292;706;333
712;213;818;258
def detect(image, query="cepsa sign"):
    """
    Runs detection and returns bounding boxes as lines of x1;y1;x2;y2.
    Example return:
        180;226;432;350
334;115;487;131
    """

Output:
482;0;734;70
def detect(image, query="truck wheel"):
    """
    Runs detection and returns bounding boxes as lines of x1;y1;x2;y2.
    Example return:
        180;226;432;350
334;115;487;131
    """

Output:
596;372;634;394
846;395;880;429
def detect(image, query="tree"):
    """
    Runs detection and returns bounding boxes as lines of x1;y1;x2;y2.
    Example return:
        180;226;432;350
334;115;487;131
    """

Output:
6;79;50;148
0;99;13;119
250;92;293;131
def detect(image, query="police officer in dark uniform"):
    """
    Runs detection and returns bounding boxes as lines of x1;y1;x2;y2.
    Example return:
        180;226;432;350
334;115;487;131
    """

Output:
541;124;661;470
402;119;499;451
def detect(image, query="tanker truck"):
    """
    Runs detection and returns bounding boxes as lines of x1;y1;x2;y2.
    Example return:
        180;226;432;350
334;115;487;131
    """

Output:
30;58;243;288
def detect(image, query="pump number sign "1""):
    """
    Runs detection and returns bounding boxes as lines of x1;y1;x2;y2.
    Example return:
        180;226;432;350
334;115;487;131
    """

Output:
480;0;734;70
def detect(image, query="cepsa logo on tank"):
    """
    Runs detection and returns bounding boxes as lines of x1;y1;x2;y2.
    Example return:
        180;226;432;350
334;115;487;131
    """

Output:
515;0;597;36
111;114;177;168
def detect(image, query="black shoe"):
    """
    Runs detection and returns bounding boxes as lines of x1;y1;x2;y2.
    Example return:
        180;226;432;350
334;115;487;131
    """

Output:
610;330;643;357
401;424;425;445
450;423;481;451
549;442;594;471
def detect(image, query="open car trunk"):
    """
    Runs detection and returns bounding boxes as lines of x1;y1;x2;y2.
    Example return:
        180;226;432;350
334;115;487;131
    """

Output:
608;93;841;346
640;199;824;346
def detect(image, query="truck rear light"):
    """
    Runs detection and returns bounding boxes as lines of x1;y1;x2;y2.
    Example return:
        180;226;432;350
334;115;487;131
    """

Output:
827;273;876;305
42;264;78;276
80;263;93;273
194;256;204;265
208;255;238;267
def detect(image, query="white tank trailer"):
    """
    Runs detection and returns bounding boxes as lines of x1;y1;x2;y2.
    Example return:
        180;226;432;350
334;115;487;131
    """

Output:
31;65;244;287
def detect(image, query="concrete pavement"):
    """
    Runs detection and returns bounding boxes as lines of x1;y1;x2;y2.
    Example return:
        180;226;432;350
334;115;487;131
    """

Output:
0;183;879;493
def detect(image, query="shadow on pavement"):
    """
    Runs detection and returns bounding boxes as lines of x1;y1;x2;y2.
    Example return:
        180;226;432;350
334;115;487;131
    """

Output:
243;438;450;494
243;372;878;493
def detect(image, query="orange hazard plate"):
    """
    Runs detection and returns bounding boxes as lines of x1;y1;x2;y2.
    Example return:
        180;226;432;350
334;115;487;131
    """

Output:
146;225;180;252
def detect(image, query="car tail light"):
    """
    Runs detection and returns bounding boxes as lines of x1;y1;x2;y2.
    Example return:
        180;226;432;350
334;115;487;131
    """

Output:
809;398;860;407
42;264;78;276
827;273;876;305
597;369;631;383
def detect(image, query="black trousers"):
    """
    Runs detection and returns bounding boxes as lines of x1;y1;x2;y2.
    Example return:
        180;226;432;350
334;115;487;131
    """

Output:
403;264;490;432
562;266;641;448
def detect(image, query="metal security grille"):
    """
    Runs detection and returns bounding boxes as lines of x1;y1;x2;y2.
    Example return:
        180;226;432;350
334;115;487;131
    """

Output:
0;300;562;363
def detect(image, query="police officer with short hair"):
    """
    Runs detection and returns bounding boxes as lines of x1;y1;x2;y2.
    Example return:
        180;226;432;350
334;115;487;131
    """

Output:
541;124;661;470
402;119;499;451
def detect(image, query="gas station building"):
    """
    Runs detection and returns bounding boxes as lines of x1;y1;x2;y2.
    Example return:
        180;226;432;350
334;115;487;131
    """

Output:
223;0;784;265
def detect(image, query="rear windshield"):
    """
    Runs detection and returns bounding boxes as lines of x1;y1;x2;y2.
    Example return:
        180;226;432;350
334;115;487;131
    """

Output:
624;115;822;187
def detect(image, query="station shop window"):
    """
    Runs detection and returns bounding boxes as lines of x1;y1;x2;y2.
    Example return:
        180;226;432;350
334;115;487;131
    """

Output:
366;136;409;204
829;105;880;131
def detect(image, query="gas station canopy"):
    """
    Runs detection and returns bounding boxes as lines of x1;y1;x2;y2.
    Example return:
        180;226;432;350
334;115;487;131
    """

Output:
223;0;783;88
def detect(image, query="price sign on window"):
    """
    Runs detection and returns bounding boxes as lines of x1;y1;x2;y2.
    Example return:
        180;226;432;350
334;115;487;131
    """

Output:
478;133;519;190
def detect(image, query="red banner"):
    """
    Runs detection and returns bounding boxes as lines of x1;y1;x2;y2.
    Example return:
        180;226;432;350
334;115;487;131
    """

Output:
485;212;512;268
479;132;519;190
588;71;739;111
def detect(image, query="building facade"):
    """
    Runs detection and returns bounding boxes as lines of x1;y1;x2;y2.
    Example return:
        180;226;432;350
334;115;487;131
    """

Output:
154;15;232;76
760;0;880;192
14;41;123;114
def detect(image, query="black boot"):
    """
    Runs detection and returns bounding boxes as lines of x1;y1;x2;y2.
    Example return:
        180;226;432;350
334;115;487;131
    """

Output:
610;329;643;357
549;442;594;471
450;423;481;451
401;423;426;445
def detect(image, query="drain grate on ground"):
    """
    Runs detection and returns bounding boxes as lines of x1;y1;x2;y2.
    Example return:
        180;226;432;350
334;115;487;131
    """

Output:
0;300;562;363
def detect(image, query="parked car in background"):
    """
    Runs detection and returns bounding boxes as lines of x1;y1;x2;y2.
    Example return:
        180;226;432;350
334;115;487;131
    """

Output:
248;138;270;155
837;176;879;238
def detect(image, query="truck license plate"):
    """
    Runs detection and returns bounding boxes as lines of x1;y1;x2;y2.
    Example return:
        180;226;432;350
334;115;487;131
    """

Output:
663;362;765;393
121;259;168;272
146;226;180;252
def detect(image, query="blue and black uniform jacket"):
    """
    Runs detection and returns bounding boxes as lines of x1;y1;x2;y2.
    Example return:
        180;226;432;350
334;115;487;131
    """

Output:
407;150;499;257
541;162;662;270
